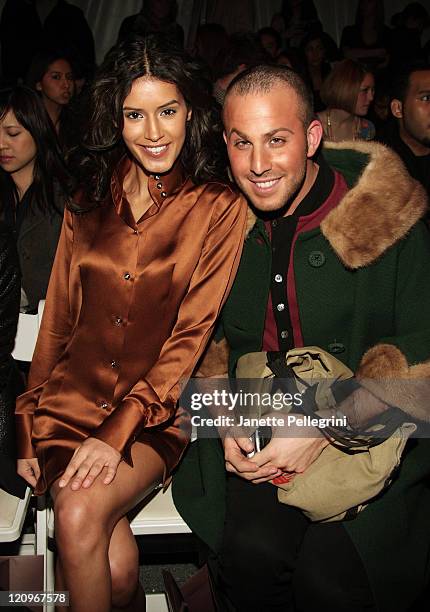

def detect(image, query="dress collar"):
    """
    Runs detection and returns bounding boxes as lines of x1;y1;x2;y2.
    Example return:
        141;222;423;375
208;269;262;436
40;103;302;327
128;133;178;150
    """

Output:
110;155;187;209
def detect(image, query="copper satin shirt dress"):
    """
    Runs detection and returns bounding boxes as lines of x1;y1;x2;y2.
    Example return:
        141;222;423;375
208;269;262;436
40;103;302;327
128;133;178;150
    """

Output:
15;157;247;494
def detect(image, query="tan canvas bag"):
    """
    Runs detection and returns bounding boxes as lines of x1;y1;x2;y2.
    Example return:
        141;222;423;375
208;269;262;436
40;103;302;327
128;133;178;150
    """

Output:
236;348;416;522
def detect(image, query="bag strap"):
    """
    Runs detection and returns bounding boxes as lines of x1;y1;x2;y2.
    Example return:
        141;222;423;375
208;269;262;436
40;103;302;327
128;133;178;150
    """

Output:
266;351;295;379
302;385;406;450
265;352;406;450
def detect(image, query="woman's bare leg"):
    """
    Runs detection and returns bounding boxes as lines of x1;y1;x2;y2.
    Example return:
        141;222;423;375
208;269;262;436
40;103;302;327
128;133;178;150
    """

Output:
51;443;164;612
54;558;67;612
109;518;146;611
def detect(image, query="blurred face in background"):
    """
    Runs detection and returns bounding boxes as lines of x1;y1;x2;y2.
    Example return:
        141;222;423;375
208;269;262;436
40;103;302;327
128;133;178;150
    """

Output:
355;72;375;116
36;59;75;108
305;37;325;68
260;32;280;58
0;110;36;179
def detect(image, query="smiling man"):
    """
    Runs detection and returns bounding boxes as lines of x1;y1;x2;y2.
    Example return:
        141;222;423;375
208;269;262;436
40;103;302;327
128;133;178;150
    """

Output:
173;64;430;612
223;70;321;216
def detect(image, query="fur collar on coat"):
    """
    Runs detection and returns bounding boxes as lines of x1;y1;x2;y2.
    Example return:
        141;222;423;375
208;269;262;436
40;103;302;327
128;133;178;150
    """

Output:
243;140;427;269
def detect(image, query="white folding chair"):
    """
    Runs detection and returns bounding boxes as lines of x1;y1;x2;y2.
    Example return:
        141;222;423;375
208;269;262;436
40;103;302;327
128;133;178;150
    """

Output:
1;303;45;549
12;300;45;362
0;487;31;544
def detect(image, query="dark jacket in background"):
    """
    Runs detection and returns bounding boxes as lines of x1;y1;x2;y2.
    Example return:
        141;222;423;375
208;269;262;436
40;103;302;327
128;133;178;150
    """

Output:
2;184;66;313
0;221;26;497
379;124;430;199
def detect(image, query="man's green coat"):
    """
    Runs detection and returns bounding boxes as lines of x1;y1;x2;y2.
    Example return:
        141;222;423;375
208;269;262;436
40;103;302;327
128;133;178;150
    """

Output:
173;141;430;611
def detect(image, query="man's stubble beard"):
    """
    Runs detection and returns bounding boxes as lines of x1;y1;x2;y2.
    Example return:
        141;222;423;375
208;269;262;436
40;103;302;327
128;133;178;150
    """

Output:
238;147;308;214
403;114;430;150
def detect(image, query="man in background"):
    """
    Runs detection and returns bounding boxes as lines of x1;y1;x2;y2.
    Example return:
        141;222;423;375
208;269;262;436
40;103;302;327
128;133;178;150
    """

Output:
380;61;430;204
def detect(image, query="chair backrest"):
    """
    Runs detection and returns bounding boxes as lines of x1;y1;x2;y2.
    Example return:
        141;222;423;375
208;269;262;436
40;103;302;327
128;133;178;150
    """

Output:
12;301;45;362
0;487;31;543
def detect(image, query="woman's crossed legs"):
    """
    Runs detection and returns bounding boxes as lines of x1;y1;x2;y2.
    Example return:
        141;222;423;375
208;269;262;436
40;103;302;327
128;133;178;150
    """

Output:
51;442;165;612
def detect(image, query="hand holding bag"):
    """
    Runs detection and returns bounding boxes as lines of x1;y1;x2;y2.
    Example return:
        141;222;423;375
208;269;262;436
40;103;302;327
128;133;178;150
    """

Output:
235;347;416;522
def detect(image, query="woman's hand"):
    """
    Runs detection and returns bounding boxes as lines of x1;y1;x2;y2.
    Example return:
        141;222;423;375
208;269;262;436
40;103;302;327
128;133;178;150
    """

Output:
59;437;121;490
17;458;41;488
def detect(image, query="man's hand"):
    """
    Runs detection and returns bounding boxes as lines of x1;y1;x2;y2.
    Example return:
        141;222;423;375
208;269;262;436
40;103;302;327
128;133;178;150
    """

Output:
252;414;329;474
223;431;282;483
17;458;41;488
59;437;121;490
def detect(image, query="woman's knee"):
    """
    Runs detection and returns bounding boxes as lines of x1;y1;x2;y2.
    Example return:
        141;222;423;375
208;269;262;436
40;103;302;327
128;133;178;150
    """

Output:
54;493;107;555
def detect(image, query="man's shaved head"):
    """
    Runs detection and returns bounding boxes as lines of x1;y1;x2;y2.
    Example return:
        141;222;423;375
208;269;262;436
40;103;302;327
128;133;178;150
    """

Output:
224;64;315;128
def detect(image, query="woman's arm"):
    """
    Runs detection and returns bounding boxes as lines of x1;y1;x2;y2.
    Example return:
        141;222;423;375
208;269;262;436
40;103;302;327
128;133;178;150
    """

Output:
92;189;247;464
15;208;75;459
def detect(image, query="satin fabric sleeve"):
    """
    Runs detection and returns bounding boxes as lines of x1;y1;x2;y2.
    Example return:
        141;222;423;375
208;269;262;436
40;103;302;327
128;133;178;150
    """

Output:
92;190;247;464
15;209;74;459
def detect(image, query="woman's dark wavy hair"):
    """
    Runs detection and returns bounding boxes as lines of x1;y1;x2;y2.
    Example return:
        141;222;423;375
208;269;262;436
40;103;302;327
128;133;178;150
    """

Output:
0;86;73;216
77;34;228;202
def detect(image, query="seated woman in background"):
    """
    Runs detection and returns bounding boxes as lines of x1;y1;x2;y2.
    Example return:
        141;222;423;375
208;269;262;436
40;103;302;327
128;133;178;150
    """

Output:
318;59;375;141
340;0;391;69
0;220;26;498
0;86;73;312
26;50;76;151
15;34;246;612
300;31;332;112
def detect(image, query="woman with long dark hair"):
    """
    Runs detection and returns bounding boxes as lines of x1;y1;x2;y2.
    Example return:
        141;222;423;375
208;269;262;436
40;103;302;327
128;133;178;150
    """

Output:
26;50;76;149
0;86;72;312
15;34;246;611
300;31;332;112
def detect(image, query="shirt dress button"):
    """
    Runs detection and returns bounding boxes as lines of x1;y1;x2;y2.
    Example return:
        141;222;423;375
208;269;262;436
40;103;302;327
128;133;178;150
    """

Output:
156;182;163;189
275;274;283;283
277;303;285;312
123;272;131;280
280;330;289;339
161;191;167;198
100;401;109;410
110;360;117;368
154;174;160;180
114;317;123;326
